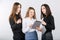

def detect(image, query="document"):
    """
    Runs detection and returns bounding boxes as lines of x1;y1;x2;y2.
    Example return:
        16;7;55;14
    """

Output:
32;21;41;29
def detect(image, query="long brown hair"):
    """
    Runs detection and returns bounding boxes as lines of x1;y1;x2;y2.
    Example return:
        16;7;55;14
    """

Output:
9;2;22;23
41;4;52;19
25;7;36;19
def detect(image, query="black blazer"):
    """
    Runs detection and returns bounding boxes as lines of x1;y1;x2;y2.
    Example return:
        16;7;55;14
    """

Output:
43;15;55;33
9;14;25;38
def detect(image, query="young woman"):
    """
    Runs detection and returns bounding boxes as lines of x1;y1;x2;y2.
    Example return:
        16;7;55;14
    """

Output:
22;7;38;40
9;2;25;40
36;4;55;40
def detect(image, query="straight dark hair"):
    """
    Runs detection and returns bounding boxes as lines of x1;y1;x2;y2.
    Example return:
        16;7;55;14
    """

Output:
41;4;52;19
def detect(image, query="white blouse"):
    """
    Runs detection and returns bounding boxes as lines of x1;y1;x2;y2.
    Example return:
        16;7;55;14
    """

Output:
22;17;36;33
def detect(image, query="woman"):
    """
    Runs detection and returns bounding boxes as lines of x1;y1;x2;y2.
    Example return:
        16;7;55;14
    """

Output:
22;7;38;40
36;4;55;40
9;2;25;40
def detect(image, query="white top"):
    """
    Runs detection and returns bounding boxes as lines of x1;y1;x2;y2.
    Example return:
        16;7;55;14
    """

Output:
22;17;36;33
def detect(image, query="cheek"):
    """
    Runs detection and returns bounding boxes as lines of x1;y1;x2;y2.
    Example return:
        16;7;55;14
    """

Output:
18;8;20;11
17;7;21;11
31;12;34;16
42;9;46;13
31;11;34;15
29;13;32;16
29;12;34;17
29;10;35;17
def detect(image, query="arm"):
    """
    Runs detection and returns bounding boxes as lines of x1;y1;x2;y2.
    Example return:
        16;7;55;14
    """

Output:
45;16;55;30
22;19;30;33
9;17;18;30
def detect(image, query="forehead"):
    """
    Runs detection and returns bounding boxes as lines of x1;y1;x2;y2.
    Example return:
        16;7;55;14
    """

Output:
29;9;34;12
17;5;20;7
42;6;45;8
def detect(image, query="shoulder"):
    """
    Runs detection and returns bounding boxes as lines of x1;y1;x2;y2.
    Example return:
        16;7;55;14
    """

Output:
9;16;13;21
23;17;28;21
9;16;14;23
47;15;54;21
48;15;54;19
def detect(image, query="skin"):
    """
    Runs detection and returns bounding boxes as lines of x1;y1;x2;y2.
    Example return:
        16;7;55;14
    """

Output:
28;9;35;28
36;6;47;31
29;9;34;19
16;5;21;15
41;6;46;25
16;5;21;24
41;6;46;15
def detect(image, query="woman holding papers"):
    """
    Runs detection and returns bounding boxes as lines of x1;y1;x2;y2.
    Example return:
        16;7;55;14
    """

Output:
22;7;38;40
9;2;25;40
36;4;55;40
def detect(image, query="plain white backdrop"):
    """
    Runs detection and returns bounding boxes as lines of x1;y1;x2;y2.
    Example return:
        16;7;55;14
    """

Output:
0;0;60;40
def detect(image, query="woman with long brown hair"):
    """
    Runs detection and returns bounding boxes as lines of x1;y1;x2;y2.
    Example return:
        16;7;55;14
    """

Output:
36;4;55;40
22;7;38;40
9;2;25;40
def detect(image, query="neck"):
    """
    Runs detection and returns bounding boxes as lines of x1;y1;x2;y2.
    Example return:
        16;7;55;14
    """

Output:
44;13;46;15
16;12;19;15
16;12;19;14
28;17;32;20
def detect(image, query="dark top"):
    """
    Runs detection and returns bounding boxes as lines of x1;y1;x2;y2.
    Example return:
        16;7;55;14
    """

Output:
9;14;25;38
43;15;55;33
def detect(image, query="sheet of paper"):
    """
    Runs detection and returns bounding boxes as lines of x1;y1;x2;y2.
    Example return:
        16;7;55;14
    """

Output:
32;21;41;29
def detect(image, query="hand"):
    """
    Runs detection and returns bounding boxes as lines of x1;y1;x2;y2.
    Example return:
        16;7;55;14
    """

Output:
16;19;21;24
41;21;46;25
36;27;42;32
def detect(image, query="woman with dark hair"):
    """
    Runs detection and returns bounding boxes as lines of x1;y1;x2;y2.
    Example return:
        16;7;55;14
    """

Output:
9;2;25;40
36;4;55;40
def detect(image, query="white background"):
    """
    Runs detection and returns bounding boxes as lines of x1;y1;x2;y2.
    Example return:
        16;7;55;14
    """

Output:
0;0;60;40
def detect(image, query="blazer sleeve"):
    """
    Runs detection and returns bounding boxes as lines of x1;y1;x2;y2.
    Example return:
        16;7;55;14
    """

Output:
9;17;18;30
45;16;55;30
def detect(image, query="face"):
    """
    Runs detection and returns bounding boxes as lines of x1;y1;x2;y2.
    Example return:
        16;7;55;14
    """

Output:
29;9;35;18
41;6;46;15
16;5;21;14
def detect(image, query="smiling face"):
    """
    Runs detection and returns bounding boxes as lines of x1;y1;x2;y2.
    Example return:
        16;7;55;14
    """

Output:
29;9;35;18
16;5;21;14
41;6;46;15
25;7;36;19
41;4;52;19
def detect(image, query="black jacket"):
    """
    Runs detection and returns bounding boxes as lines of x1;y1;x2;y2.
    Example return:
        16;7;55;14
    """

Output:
9;14;25;38
43;15;55;33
